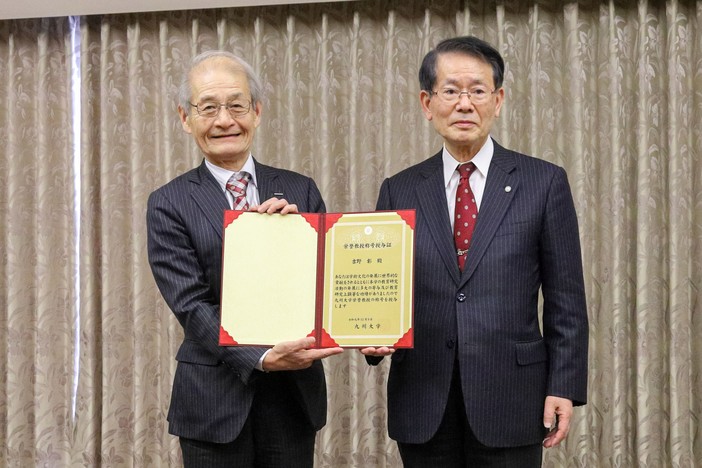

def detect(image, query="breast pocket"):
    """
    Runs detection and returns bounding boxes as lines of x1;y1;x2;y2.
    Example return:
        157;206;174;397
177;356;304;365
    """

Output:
494;219;538;238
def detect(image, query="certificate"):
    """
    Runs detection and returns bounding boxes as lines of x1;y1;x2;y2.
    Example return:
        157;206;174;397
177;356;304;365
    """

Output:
219;210;414;348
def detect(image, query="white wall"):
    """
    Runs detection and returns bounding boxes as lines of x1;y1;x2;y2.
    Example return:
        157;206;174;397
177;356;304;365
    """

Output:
1;0;351;20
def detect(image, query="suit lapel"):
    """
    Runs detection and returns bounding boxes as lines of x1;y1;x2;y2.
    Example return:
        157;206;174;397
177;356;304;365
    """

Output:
416;153;462;285
253;158;281;201
189;161;230;240
460;144;518;287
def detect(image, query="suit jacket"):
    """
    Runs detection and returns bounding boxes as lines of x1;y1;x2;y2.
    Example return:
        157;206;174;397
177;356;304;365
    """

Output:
147;158;327;443
374;140;588;447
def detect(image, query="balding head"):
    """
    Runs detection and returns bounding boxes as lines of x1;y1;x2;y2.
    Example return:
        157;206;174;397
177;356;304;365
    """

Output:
179;51;264;115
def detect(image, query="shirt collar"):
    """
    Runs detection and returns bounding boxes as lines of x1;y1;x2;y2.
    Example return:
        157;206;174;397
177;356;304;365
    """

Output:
205;155;258;191
442;137;494;187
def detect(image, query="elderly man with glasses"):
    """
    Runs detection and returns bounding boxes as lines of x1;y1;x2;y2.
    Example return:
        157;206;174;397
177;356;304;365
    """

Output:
147;50;342;468
362;36;589;467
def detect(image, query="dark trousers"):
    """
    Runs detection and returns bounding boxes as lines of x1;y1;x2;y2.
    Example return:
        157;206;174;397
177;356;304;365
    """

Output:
180;373;316;468
398;363;543;468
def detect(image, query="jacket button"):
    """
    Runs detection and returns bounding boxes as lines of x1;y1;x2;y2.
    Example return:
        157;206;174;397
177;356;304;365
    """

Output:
446;339;455;349
457;293;466;302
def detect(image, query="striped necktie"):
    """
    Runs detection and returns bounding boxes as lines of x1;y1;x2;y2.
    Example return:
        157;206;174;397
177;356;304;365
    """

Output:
226;171;251;210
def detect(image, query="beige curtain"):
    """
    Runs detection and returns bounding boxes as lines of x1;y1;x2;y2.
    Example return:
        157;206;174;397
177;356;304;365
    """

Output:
0;16;79;467
1;0;701;466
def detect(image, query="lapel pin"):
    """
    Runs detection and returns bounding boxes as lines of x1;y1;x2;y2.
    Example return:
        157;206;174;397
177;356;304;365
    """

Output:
504;186;512;193
274;192;284;197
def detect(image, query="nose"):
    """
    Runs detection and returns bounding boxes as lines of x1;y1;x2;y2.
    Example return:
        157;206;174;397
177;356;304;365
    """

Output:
213;105;236;125
455;93;475;111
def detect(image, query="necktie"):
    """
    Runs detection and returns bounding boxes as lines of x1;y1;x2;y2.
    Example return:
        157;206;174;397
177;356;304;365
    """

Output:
454;162;477;271
226;171;251;210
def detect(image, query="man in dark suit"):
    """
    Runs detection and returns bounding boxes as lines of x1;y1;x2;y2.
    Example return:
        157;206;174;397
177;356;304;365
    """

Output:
362;36;589;467
147;51;342;467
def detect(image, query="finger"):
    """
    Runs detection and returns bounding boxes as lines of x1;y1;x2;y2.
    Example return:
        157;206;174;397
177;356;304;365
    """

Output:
556;410;571;434
296;336;317;349
266;199;290;214
251;197;279;213
543;402;556;429
359;347;394;356
543;407;571;448
305;347;344;360
264;202;281;214
256;199;283;214
320;347;344;358
543;425;567;448
254;202;274;213
274;336;315;353
260;196;279;206
280;203;298;214
542;431;557;448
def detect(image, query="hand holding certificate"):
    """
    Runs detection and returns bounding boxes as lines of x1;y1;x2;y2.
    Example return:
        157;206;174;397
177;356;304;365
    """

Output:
261;336;344;371
219;210;415;348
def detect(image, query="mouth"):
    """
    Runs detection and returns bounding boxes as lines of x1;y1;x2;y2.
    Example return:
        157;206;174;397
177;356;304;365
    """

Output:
453;120;476;128
211;132;241;140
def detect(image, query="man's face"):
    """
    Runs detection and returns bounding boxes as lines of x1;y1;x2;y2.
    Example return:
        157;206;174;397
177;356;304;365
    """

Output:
179;57;261;170
420;52;504;161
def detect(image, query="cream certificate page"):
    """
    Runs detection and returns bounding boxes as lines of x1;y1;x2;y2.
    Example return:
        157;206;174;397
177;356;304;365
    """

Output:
220;212;318;345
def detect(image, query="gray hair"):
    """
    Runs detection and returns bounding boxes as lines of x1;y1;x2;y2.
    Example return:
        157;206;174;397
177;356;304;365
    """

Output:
178;50;264;114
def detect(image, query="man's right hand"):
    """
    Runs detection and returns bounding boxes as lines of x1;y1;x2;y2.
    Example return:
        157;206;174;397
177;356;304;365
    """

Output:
251;197;298;215
262;336;343;371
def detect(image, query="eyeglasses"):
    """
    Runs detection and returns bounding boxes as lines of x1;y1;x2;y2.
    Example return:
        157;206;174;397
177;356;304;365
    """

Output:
431;86;497;105
189;100;252;118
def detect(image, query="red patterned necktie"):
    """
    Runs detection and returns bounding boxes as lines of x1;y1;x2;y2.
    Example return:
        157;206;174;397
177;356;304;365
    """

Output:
454;162;477;271
226;171;251;210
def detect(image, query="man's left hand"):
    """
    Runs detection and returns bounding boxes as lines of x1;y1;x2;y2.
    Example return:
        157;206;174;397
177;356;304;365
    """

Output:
251;197;298;214
542;395;573;448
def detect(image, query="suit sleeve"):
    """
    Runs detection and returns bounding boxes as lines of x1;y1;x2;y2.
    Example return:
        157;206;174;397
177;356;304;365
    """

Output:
306;177;326;214
147;190;266;385
375;177;392;211
539;167;589;405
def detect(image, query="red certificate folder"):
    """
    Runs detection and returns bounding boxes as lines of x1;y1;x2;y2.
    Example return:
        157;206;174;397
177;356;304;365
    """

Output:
219;210;415;348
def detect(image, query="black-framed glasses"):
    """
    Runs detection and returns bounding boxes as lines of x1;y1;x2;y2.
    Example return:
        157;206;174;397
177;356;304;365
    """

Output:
189;99;252;118
431;86;497;105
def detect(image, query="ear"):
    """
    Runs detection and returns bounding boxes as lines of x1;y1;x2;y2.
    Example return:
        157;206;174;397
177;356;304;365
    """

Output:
419;90;433;121
252;101;262;128
493;87;505;118
178;106;192;134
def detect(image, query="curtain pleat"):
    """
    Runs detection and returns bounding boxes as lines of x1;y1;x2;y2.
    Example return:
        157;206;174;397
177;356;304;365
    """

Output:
0;17;76;467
